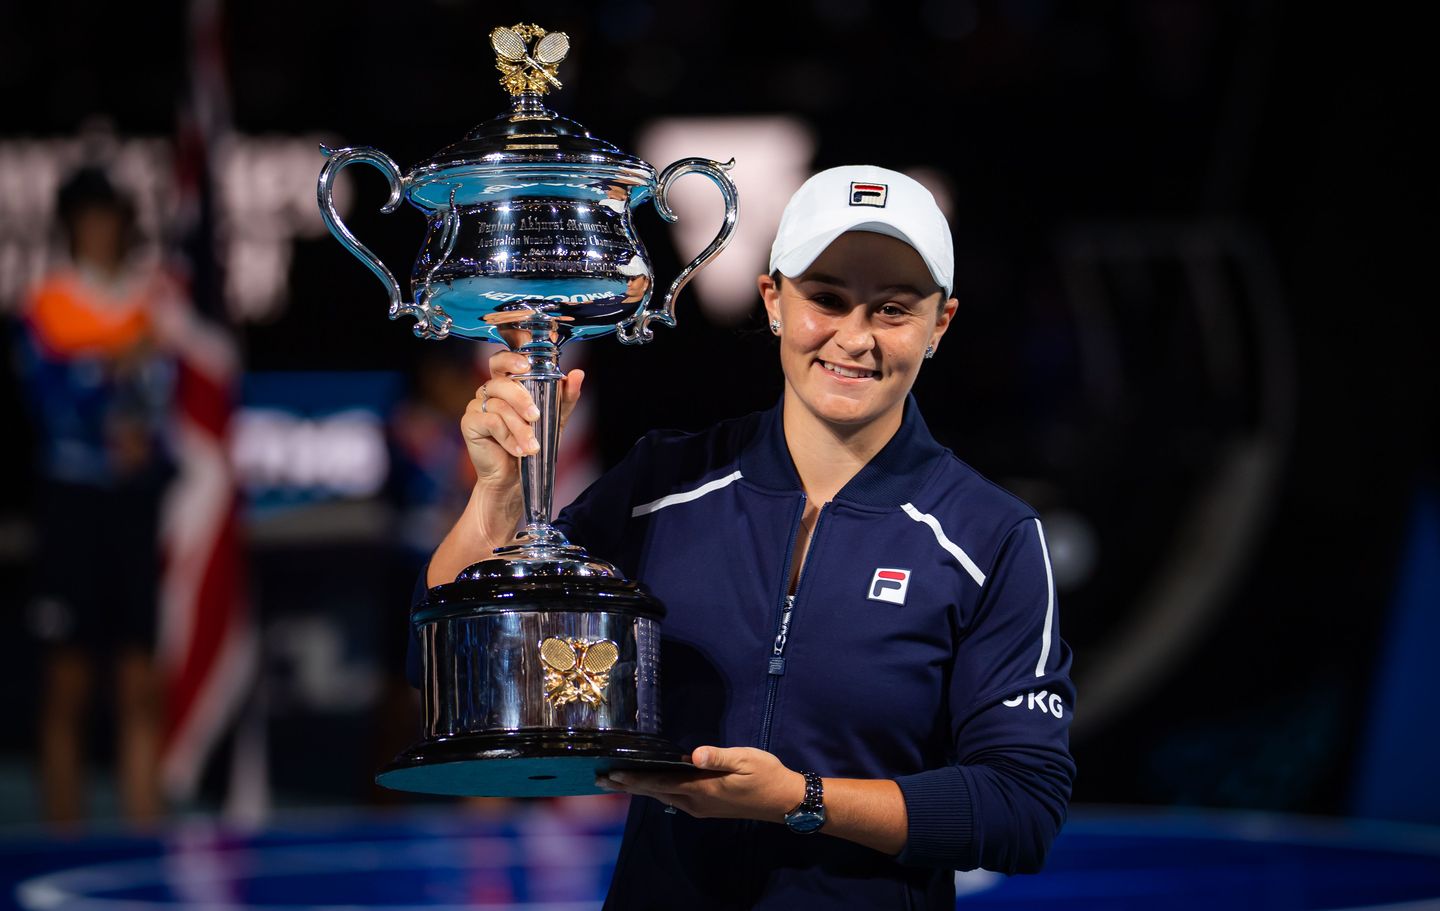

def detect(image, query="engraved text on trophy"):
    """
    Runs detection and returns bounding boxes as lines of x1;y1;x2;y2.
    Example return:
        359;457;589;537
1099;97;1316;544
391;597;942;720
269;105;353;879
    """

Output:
416;199;643;282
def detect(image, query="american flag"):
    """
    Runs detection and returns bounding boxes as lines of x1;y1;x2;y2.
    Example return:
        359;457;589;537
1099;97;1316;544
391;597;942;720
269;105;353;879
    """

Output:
158;0;259;809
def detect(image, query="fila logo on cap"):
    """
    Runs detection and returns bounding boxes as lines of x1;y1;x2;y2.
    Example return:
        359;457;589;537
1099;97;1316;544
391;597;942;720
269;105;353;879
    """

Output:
868;568;910;605
850;182;887;207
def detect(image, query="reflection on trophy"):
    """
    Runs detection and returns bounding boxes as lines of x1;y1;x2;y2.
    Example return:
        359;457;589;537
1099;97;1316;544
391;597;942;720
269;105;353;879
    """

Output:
316;23;739;796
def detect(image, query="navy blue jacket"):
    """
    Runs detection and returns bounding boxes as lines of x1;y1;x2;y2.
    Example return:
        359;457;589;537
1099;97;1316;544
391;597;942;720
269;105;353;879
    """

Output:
412;395;1075;909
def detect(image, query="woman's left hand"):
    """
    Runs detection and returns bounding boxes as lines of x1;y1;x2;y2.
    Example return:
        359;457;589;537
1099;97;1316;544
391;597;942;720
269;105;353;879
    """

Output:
596;746;805;822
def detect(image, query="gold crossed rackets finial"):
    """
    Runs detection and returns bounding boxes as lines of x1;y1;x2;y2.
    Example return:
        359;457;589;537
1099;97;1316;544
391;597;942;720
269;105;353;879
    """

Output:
490;24;570;97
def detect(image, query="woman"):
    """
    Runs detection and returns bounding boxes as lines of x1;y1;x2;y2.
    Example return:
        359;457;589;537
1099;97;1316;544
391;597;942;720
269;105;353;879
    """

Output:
423;166;1076;909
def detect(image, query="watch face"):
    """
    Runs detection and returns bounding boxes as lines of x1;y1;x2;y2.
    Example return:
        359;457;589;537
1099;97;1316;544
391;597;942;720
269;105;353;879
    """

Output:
786;809;826;834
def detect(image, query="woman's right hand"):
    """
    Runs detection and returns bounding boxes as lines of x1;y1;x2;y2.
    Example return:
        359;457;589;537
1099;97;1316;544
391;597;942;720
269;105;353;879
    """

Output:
462;349;586;487
430;350;586;586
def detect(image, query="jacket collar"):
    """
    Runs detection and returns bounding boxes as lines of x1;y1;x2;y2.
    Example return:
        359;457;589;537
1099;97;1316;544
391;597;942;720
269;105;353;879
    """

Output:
739;393;949;508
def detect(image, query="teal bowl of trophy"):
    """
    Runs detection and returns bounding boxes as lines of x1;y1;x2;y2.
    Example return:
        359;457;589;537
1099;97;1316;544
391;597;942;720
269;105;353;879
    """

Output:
317;23;738;797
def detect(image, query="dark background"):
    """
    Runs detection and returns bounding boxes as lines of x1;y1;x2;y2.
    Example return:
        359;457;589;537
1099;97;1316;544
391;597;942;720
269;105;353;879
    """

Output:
0;0;1433;821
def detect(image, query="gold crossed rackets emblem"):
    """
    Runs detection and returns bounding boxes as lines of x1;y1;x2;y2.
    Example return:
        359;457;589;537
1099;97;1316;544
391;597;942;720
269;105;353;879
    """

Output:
490;24;570;97
540;637;619;708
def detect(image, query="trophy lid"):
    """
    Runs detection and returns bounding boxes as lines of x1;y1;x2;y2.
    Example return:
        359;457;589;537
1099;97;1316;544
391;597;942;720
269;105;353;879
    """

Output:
407;24;655;206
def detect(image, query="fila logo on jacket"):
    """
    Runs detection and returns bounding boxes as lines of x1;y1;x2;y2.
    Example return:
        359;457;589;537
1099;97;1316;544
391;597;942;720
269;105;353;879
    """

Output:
868;567;911;604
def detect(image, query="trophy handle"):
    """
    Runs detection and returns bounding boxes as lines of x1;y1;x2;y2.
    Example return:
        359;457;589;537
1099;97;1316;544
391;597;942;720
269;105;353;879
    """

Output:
317;145;451;339
617;157;739;345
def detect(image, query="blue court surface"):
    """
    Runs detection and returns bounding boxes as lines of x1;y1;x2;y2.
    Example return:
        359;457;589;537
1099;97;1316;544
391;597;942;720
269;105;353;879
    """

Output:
3;805;1438;910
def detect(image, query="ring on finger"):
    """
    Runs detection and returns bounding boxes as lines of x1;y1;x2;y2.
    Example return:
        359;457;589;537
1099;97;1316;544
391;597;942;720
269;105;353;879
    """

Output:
480;383;490;414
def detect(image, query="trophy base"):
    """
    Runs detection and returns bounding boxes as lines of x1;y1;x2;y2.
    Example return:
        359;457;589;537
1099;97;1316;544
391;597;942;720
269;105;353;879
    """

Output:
377;730;691;797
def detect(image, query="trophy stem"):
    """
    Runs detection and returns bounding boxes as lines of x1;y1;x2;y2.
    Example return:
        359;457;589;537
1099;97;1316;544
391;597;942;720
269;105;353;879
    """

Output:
513;338;568;551
511;91;550;117
457;329;621;581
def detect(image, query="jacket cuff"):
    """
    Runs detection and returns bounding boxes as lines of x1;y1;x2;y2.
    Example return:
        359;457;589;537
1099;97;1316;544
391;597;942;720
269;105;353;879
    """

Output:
893;765;977;869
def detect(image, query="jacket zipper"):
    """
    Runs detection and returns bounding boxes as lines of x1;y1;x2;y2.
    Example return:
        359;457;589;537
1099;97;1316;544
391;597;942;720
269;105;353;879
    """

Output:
758;498;826;752
740;497;811;890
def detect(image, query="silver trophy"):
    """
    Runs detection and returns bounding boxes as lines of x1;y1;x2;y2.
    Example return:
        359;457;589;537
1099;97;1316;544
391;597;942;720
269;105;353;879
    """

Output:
317;23;738;797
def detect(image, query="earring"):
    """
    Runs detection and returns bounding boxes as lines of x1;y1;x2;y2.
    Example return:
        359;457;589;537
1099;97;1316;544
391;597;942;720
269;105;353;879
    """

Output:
769;318;781;334
924;345;935;359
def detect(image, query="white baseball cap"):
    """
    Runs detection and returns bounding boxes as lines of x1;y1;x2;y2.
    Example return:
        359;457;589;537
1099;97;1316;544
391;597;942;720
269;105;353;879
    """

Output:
769;165;953;296
616;255;648;277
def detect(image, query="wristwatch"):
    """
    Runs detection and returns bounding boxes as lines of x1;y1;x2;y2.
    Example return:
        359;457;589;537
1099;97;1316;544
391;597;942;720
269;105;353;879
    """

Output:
783;771;826;834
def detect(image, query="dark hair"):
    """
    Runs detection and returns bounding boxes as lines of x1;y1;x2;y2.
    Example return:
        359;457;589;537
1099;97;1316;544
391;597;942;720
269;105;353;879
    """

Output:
55;166;137;258
57;167;132;225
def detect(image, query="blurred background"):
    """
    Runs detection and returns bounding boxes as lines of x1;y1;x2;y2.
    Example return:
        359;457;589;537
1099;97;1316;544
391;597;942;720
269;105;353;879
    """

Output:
0;0;1435;907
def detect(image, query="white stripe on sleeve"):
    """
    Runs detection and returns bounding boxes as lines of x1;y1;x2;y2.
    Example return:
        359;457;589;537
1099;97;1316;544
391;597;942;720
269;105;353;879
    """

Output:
900;502;987;587
630;470;744;517
1034;518;1056;677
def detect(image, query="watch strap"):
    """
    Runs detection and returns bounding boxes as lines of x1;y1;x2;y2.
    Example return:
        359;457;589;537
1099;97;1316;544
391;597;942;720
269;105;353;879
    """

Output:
784;770;825;832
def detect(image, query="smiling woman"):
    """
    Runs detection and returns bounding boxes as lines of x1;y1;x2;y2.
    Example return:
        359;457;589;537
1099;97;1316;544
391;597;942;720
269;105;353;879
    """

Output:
421;165;1076;910
761;231;956;436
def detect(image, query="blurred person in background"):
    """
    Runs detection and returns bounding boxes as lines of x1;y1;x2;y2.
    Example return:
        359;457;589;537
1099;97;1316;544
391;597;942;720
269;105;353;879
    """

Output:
381;348;480;803
16;166;185;825
391;348;482;564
